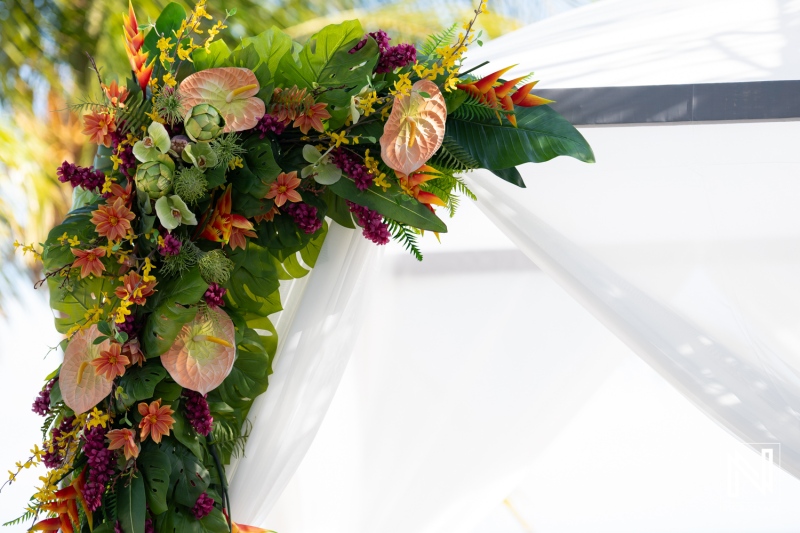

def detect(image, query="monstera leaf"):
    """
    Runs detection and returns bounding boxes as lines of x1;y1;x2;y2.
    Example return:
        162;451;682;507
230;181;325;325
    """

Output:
142;268;208;358
47;276;120;335
445;104;595;177
142;3;187;56
277;20;379;88
239;27;293;76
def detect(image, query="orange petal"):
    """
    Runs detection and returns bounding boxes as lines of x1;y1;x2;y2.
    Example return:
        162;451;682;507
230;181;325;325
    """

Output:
416;191;447;207
515;93;555;107
510;81;540;104
31;518;62;531
471;65;517;94
494;76;527;98
61;325;113;415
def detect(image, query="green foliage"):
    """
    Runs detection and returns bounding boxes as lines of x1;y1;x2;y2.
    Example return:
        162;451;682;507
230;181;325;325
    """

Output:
386;219;423;261
42;205;98;271
209;416;251;464
429;137;481;173
2;509;34;527
142;268;208;358
420;23;457;57
47;275;120;335
444;104;595;183
277;20;379;89
142;3;188;56
138;449;172;515
225;242;281;317
329;176;448;233
114;364;168;411
192;41;231;71
115;91;149;137
271;221;328;280
158;439;211;508
116;474;146;533
156;507;229;533
451;92;509;123
229;137;282;199
239;27;293;77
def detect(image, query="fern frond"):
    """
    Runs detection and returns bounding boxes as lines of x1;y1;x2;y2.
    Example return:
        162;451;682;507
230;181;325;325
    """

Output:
211;417;251;462
116;91;148;136
65;96;109;113
451;93;504;122
429;138;481;172
451;174;477;201
420;23;458;57
102;487;117;524
385;219;423;261
3;509;34;527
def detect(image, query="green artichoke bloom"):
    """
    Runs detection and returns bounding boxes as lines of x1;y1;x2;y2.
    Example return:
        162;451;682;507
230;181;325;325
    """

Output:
184;104;225;142
135;157;175;199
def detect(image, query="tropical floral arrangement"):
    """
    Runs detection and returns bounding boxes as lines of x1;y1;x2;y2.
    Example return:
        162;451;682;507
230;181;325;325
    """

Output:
4;1;592;532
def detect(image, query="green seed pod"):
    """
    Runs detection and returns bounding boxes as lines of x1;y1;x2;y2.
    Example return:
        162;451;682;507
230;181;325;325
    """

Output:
184;104;225;142
135;160;174;199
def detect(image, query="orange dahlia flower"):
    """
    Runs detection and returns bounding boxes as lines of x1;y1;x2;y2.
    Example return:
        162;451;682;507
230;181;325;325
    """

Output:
91;197;135;242
138;399;175;444
90;343;130;381
82;111;116;147
293;101;331;134
265;171;302;207
71;247;106;278
106;428;139;461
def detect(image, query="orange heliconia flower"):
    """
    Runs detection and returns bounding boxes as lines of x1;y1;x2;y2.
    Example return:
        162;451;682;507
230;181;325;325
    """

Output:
137;399;175;444
106;428;139;460
380;80;447;176
31;469;90;533
90;343;130;381
397;165;447;211
293;101;331;135
71;247;107;278
82;111;116;147
123;2;154;92
265;171;302;207
114;271;157;305
103;80;129;108
91;197;135;242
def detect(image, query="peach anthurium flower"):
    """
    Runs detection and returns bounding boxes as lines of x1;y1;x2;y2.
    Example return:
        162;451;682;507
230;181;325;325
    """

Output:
91;197;135;241
179;67;266;132
161;307;236;395
114;271;157;305
82;111;116;147
265;171;302;207
90;343;130;381
138;399;175;444
106;428;139;461
60;325;113;415
71;247;107;279
380;79;447;176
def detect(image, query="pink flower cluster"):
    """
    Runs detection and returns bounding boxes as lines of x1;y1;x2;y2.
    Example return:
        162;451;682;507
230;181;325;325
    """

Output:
283;202;322;234
158;233;182;256
82;425;115;511
183;390;213;436
350;30;417;74
56;161;105;191
203;283;227;308
332;149;373;190
191;492;215;519
255;113;286;139
347;201;391;245
32;379;55;416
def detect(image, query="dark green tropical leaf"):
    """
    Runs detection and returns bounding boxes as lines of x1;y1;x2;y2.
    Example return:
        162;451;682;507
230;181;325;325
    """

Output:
138;449;172;516
159;439;210;507
170;404;206;460
192;40;231;71
42;205;98;270
488;166;525;187
116;474;146;533
444;105;595;178
47;275;120;335
115;364;168;410
329;177;447;232
142;3;188;55
239;27;293;76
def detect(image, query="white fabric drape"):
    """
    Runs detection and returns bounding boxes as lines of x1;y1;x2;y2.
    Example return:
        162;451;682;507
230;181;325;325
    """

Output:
228;223;380;524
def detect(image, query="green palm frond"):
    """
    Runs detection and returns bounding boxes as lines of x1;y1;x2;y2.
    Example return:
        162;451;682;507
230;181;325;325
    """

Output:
116;91;148;136
3;510;35;527
429;137;481;172
386;218;423;261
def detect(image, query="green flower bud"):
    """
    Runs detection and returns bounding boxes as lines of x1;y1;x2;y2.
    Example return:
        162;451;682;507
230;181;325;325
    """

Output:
173;167;208;205
184;104;225;142
135;158;174;199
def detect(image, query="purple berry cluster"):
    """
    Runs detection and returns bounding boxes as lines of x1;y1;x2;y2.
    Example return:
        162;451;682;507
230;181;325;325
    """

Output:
182;390;213;437
82;425;115;511
347;201;391;245
158;233;182;256
42;416;74;469
350;30;417;74
111;131;137;178
283;202;323;234
56;161;105;191
191;492;215;519
116;314;141;337
32;379;55;416
332;149;373;191
255;113;286;139
203;283;227;309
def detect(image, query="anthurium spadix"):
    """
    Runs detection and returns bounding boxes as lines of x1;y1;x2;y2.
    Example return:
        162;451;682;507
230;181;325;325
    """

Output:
154;194;198;231
133;121;171;162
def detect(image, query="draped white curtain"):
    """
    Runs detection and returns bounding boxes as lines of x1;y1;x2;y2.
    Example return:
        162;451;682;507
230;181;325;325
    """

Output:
228;224;379;524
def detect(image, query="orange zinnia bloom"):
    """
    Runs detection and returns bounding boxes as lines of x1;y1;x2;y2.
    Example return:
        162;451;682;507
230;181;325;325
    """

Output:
91;197;135;242
138;399;175;443
265;171;302;207
71;247;107;278
293;101;330;134
90;343;130;381
106;428;139;461
114;271;157;305
82;111;116;147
